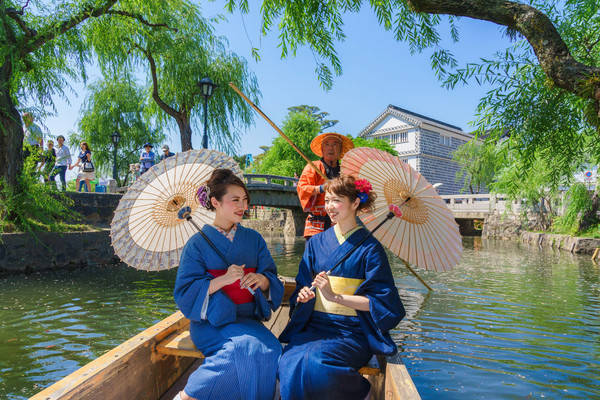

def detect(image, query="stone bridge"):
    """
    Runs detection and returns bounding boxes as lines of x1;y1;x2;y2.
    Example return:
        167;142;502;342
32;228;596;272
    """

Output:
68;175;518;237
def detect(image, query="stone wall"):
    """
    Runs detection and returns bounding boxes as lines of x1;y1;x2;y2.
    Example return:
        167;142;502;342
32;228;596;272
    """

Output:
65;192;122;226
521;231;600;254
482;211;548;239
243;207;305;237
0;230;118;275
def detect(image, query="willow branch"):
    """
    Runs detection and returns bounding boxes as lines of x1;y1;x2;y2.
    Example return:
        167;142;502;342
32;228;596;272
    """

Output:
106;10;177;31
6;8;35;37
19;0;118;58
406;0;600;101
134;43;181;119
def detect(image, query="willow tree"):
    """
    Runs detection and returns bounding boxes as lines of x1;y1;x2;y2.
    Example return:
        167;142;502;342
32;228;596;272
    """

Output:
72;77;164;186
0;0;188;190
86;4;259;152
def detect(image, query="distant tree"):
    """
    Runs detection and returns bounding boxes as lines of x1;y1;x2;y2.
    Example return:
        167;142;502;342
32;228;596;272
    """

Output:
452;140;499;194
72;78;164;186
86;2;259;153
351;136;398;157
287;105;339;130
258;112;321;176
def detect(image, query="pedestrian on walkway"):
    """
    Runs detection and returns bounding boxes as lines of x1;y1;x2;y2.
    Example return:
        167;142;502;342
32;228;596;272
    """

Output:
140;143;155;174
50;135;71;191
159;145;175;161
70;142;95;192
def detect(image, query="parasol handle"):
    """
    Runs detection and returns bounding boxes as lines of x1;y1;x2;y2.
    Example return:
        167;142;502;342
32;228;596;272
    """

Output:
228;82;328;180
179;207;255;295
308;212;395;291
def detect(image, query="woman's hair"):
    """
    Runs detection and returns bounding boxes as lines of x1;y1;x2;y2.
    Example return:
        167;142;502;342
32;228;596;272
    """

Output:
202;169;250;211
323;175;376;213
47;140;54;145
80;142;91;152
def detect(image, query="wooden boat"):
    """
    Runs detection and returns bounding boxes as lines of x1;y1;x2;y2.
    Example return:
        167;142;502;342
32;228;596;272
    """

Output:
31;278;420;400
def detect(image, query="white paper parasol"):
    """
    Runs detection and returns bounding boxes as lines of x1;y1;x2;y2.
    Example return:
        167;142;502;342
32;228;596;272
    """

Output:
342;147;462;272
110;149;243;271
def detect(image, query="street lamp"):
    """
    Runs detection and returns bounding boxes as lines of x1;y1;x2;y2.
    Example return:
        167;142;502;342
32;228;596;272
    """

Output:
198;77;217;149
111;130;121;181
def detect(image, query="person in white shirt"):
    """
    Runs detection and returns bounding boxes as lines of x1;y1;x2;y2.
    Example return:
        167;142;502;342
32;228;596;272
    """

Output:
50;135;72;191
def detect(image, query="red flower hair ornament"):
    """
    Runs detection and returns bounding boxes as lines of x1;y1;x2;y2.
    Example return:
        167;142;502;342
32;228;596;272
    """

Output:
354;179;372;204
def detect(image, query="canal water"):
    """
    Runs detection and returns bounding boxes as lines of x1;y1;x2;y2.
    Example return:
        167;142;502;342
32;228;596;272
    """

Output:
1;238;599;399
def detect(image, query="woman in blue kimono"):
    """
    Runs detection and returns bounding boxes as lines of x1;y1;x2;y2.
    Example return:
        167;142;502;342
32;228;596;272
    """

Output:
278;175;406;400
173;168;284;400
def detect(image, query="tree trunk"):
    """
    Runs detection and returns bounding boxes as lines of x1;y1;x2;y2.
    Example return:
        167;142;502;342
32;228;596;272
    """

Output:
0;62;24;189
177;117;193;151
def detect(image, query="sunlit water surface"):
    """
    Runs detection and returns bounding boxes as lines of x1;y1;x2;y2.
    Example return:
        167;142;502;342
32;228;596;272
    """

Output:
1;237;599;399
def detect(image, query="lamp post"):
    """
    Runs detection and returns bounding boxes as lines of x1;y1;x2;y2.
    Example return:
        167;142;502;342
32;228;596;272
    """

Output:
198;77;217;149
111;130;121;181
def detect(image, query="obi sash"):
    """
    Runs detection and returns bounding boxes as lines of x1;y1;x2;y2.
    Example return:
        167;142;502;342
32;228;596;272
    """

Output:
207;268;256;304
314;276;365;316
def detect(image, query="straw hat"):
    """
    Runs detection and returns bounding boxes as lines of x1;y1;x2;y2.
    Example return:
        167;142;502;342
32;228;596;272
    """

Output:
310;132;354;158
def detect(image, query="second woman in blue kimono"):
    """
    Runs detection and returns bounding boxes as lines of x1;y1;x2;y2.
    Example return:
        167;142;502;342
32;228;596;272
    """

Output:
278;175;406;400
173;168;284;400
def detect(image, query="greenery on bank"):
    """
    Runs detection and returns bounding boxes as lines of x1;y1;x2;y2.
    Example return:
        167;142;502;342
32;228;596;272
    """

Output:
0;161;89;235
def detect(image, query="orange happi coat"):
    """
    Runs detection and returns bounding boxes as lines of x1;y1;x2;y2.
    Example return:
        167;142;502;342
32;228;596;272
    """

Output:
296;160;330;238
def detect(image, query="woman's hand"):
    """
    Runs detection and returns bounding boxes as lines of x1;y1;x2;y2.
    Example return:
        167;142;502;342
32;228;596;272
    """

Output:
223;264;245;285
296;286;316;303
240;273;269;291
312;272;336;301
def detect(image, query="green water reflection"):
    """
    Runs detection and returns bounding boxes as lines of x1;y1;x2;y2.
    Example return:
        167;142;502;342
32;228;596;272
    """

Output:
1;237;599;399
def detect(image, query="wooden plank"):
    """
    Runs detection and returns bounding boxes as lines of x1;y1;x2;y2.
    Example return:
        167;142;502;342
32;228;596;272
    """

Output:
262;306;283;331
156;331;204;359
384;360;421;400
269;305;290;338
31;311;194;400
280;276;296;304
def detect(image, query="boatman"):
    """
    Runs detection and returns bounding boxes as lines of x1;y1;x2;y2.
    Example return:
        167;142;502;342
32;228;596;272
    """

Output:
296;132;354;239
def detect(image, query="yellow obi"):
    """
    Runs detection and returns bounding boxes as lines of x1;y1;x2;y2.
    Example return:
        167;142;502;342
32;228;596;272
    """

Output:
314;276;365;316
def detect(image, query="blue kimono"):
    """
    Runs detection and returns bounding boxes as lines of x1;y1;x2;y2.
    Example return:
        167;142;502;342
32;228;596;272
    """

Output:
174;224;284;400
278;226;405;400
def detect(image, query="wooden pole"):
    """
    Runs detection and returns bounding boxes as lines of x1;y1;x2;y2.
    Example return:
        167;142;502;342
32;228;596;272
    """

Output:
592;247;600;263
402;260;433;291
228;82;328;180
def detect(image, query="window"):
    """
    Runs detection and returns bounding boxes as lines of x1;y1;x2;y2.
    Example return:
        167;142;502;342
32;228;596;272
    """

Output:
387;132;408;144
439;135;452;146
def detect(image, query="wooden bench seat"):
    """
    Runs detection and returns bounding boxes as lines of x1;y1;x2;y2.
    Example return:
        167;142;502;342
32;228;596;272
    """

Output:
155;329;382;376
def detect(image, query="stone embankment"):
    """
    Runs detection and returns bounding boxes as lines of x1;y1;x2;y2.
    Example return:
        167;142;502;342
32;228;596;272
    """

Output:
483;212;600;255
0;230;117;275
1;193;303;275
520;232;600;254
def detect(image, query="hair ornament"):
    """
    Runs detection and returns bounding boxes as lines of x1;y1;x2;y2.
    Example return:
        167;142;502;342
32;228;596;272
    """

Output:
196;185;211;207
354;179;372;204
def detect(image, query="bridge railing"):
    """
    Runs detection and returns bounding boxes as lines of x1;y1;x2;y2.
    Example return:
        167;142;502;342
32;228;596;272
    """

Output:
244;174;298;188
441;194;522;214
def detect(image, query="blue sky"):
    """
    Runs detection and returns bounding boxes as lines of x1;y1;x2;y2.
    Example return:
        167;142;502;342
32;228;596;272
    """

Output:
43;2;514;158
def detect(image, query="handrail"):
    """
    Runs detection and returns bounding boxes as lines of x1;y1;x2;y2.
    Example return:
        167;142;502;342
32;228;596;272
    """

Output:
243;174;298;187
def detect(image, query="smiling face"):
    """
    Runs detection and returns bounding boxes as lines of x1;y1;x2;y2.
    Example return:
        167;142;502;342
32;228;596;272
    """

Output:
325;191;360;225
321;137;342;164
211;184;249;225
